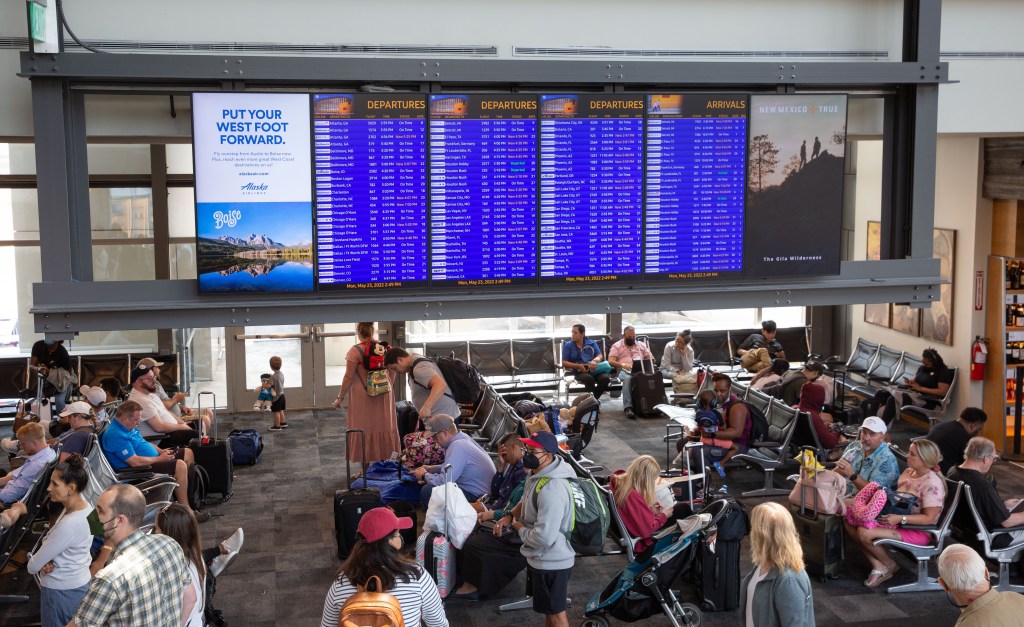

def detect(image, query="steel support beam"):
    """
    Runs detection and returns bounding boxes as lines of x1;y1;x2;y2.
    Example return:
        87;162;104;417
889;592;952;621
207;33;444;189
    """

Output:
19;53;949;88
31;259;940;336
31;78;92;282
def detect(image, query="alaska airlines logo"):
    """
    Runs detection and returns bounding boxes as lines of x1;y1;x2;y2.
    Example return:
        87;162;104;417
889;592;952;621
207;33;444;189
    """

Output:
240;182;269;192
213;210;241;229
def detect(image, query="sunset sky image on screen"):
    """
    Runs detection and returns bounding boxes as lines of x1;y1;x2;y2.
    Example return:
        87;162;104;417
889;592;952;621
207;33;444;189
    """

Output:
428;94;538;286
312;93;428;289
645;94;747;279
539;94;644;284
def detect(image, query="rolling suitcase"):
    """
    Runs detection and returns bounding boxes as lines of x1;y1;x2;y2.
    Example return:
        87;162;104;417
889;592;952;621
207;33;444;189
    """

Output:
630;357;668;418
696;494;747;611
790;446;844;581
335;429;383;559
416;465;455;598
189;391;233;500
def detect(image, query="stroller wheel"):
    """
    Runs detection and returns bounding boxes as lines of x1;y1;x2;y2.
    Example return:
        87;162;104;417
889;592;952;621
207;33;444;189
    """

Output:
578;617;610;627
677;603;702;626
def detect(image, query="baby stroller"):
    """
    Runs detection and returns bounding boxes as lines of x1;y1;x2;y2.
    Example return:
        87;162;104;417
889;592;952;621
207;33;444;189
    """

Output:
580;498;728;627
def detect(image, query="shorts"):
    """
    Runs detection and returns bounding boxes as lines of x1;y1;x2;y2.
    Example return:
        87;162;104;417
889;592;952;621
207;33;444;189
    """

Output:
270;394;286;412
528;565;572;615
150;447;187;476
897;528;933;546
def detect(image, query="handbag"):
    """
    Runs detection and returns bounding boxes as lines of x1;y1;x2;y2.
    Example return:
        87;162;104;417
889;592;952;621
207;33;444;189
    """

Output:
787;468;847;515
364;370;391;397
400;430;445;469
845;481;896;529
881;488;918;516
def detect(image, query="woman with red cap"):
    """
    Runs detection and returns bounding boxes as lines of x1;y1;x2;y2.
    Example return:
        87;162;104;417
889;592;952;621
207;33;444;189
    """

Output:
320;507;448;627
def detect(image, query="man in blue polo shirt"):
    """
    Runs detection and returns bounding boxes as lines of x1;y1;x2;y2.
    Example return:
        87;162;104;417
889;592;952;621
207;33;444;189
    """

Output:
101;399;209;522
561;324;611;399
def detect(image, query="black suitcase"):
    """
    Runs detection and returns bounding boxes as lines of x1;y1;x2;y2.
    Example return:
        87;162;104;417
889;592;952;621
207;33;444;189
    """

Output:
630;358;668;417
335;429;383;559
790;447;844;580
696;493;747;611
189;391;233;500
396;401;420;446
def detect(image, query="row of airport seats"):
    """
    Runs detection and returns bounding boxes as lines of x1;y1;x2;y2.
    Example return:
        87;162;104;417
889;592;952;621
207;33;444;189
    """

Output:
839;338;957;429
406;325;811;401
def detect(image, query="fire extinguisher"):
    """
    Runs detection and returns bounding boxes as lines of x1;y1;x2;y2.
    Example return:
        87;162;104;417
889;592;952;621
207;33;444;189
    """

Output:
971;336;988;381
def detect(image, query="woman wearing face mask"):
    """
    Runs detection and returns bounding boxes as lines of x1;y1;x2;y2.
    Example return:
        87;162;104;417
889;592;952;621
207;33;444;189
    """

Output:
321;507;448;627
26;454;93;627
450;435;530;600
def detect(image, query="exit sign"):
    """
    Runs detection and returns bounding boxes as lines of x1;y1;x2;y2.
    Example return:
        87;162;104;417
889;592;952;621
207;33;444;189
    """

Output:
30;2;46;42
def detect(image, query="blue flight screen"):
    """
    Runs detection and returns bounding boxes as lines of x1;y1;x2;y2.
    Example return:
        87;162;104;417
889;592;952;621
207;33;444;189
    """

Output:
538;94;645;284
312;94;428;289
645;94;747;279
428;95;538;286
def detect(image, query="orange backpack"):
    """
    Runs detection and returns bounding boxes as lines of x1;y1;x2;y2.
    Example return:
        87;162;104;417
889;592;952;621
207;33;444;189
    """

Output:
338;575;405;627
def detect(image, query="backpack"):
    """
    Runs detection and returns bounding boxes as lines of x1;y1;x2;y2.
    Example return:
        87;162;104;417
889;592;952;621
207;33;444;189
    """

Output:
532;476;610;556
411;357;484;406
339;575;406;627
760;379;784;400
725;400;769;444
357;339;391;371
187;463;209;512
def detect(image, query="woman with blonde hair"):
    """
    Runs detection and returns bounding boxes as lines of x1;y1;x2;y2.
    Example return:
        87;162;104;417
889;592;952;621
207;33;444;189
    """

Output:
740;501;814;626
609;455;682;558
333;322;401;468
845;438;946;588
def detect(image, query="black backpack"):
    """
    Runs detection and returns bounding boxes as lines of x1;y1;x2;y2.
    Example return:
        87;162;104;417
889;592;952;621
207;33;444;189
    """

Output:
187;463;209;511
412;357;484;406
725;400;769;444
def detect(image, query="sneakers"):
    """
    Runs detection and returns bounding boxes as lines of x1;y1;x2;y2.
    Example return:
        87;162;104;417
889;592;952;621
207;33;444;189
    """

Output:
210;551;239;578
269;425;282;431
0;437;19;455
194;509;212;523
280;422;289;429
624;407;636;420
221;527;244;554
252;402;261;411
263;407;272;412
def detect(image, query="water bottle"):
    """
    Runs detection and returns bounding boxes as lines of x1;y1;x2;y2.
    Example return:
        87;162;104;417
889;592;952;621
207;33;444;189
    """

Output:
718;484;729;494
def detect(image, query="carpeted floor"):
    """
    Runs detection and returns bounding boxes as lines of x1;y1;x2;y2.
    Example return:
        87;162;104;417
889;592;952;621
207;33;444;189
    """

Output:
2;396;1022;626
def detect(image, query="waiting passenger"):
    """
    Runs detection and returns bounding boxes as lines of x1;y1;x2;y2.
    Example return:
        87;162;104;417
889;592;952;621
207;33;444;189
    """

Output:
947;437;1024;545
474;432;528;521
736;320;786;373
750;357;790;394
155;504;206;627
937;543;1024;625
833;416;899;497
320;507;448;627
780;361;823;406
740;501;815;626
702;373;751;467
876;348;953;423
561;323;612;400
70;484;191;627
845;439;946;588
54;401;97;461
609;455;688;559
0;423;56;505
138;358;211;432
26;454;93;627
100;400;209;522
794;382;845;451
410;414;495;510
928;407;987;475
30;338;75;414
383;347;461;420
77;385;110;425
607;326;654;420
660;330;697;395
128;364;202;447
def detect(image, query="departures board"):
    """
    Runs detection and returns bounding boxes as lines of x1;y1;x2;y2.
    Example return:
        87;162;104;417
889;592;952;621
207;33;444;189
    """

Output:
192;91;846;294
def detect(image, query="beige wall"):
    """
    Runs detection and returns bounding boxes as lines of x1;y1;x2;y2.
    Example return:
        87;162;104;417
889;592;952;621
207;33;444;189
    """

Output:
849;137;993;420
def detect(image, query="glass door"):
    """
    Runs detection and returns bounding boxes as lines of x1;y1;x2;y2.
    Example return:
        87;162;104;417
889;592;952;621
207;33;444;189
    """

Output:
229;325;315;412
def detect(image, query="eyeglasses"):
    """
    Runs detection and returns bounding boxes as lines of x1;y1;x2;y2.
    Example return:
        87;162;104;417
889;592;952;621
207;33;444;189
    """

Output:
989;455;1001;463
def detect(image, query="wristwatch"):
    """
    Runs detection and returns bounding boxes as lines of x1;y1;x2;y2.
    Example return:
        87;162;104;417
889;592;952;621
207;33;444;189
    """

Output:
849;473;858;482
900;516;907;526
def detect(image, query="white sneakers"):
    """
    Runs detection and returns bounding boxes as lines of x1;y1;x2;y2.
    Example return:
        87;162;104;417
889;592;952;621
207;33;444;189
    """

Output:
210;527;244;578
1;437;20;455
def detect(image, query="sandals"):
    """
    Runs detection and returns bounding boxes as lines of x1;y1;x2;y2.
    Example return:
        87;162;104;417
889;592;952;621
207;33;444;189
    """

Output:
864;563;899;588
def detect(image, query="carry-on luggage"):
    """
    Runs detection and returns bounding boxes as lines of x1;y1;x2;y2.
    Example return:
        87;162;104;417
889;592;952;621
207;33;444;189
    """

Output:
396;401;419;445
416;465;455;598
228;428;264;466
189;391;233;500
790;446;844;581
696;494;747;611
630;358;668;418
335;429;383;559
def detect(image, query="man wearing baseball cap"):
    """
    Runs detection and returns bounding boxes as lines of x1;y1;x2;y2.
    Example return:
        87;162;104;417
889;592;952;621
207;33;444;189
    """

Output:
136;358;212;431
834;416;900;497
411;414;495;511
508;431;575;627
79;384;110;423
127;363;205;448
55;400;98;461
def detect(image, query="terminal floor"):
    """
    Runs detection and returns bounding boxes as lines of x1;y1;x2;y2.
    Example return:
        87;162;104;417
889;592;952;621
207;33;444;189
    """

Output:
2;401;1023;626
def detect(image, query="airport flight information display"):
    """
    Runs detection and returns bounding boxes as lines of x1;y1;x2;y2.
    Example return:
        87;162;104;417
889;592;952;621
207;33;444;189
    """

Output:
645;94;747;279
538;94;645;283
428;94;538;285
312;94;428;289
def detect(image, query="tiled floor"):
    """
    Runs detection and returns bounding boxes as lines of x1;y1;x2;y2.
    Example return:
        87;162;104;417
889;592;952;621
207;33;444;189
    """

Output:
3;398;1022;626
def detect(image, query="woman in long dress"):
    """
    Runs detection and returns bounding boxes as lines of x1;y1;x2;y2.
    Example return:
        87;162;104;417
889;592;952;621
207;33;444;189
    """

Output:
333;322;401;467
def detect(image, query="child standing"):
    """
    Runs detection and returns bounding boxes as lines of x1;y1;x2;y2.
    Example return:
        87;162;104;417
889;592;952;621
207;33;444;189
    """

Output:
253;374;275;412
269;356;287;431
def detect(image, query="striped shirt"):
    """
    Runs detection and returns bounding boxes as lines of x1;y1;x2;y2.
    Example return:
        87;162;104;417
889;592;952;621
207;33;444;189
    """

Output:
320;566;449;627
74;531;190;627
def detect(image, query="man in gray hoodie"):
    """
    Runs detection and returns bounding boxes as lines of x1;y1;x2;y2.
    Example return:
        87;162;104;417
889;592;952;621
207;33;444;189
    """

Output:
512;431;575;627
